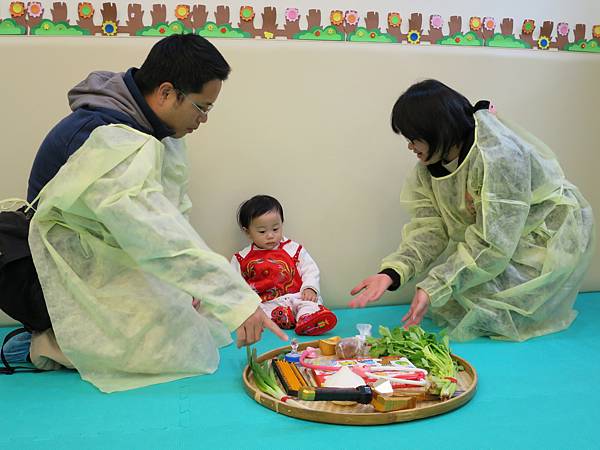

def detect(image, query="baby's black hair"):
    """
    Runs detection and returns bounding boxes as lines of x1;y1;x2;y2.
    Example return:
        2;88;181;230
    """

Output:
237;195;284;229
391;79;475;162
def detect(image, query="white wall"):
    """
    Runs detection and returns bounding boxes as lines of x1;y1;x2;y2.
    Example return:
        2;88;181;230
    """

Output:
0;36;598;330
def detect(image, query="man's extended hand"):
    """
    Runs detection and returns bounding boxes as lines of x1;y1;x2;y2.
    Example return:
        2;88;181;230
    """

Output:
236;306;288;348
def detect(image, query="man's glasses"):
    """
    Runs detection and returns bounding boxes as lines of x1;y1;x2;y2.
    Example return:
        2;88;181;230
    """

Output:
175;89;213;118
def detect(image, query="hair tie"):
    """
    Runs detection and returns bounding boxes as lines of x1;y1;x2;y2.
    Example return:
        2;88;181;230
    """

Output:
472;100;496;114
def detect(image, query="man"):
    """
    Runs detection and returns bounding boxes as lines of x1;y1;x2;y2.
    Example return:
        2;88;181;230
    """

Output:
1;34;285;392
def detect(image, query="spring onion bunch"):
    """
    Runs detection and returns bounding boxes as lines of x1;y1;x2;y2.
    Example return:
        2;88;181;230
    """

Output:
368;325;460;399
246;347;304;407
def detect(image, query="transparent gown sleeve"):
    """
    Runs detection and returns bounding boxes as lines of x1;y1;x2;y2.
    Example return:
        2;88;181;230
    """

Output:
81;141;260;331
380;167;449;286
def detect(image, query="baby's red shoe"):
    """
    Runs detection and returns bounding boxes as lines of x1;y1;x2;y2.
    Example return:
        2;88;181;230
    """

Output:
271;306;296;329
295;306;337;336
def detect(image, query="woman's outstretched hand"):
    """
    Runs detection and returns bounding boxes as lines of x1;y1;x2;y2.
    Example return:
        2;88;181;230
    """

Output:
348;274;393;308
402;288;430;328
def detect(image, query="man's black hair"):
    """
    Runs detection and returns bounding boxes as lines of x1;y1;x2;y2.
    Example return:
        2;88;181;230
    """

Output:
237;195;284;229
391;79;475;162
134;34;231;95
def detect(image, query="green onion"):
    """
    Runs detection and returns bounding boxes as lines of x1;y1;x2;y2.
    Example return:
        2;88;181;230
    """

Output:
246;347;305;407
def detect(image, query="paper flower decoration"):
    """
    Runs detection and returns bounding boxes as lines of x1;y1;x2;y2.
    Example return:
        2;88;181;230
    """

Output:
206;23;215;32
388;13;401;28
593;25;600;39
285;8;299;23
537;36;550;49
330;10;343;26
174;5;190;20
78;2;94;19
407;30;421;44
469;17;482;31
345;10;359;27
9;2;26;18
240;6;254;22
326;27;336;35
557;23;569;37
101;20;118;36
522;19;535;35
430;15;443;30
483;17;495;32
27;2;43;18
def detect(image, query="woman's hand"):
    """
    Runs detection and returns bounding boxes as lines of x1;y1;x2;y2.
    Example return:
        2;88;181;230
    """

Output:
402;288;430;328
301;288;318;302
348;274;393;308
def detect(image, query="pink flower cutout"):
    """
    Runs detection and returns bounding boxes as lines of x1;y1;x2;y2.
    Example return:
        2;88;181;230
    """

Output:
27;1;43;18
285;8;300;23
557;22;569;37
430;15;443;29
483;17;495;31
344;10;359;26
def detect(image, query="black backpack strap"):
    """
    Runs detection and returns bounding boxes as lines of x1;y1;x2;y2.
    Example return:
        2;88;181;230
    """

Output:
0;327;42;374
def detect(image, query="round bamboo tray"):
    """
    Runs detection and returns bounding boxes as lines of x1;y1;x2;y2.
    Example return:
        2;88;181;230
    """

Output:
242;340;477;425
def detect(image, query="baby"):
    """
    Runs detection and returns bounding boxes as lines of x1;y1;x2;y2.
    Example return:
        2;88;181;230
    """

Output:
231;195;337;336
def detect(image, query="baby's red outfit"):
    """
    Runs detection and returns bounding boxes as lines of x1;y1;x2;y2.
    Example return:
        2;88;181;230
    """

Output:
234;239;336;335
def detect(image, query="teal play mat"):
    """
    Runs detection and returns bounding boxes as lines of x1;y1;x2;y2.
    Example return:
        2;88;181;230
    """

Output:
2;292;599;449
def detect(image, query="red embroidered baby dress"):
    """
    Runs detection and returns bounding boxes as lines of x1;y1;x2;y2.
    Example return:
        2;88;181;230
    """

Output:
235;240;303;302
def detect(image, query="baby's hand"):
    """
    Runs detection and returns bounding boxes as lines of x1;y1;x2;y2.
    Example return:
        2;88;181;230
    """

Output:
302;288;318;302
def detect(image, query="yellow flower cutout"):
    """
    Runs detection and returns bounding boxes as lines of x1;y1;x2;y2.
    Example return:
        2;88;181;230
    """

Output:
207;24;215;31
330;10;343;26
263;31;274;39
326;27;335;35
9;2;26;18
593;24;600;39
42;22;50;30
101;20;118;36
469;17;482;31
175;5;190;20
537;36;551;50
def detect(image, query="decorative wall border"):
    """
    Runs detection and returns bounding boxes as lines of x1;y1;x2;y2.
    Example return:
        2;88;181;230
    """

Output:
1;2;599;53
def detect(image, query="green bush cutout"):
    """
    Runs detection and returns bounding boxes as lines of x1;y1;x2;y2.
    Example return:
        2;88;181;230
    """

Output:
437;31;483;46
0;19;26;35
293;26;344;41
137;21;191;36
30;20;90;36
486;33;531;48
348;27;394;43
564;39;600;53
197;22;250;38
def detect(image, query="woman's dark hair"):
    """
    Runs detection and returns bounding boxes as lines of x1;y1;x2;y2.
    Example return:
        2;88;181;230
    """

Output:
134;34;231;95
237;195;284;229
391;79;475;162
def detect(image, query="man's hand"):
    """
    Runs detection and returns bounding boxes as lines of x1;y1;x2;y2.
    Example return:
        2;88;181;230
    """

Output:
402;288;430;328
348;274;393;308
236;306;288;348
301;288;318;302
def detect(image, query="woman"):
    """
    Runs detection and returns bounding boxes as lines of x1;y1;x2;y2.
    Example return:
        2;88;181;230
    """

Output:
350;79;594;341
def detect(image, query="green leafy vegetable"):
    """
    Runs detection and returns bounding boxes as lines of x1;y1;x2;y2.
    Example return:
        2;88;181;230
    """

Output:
368;325;460;399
